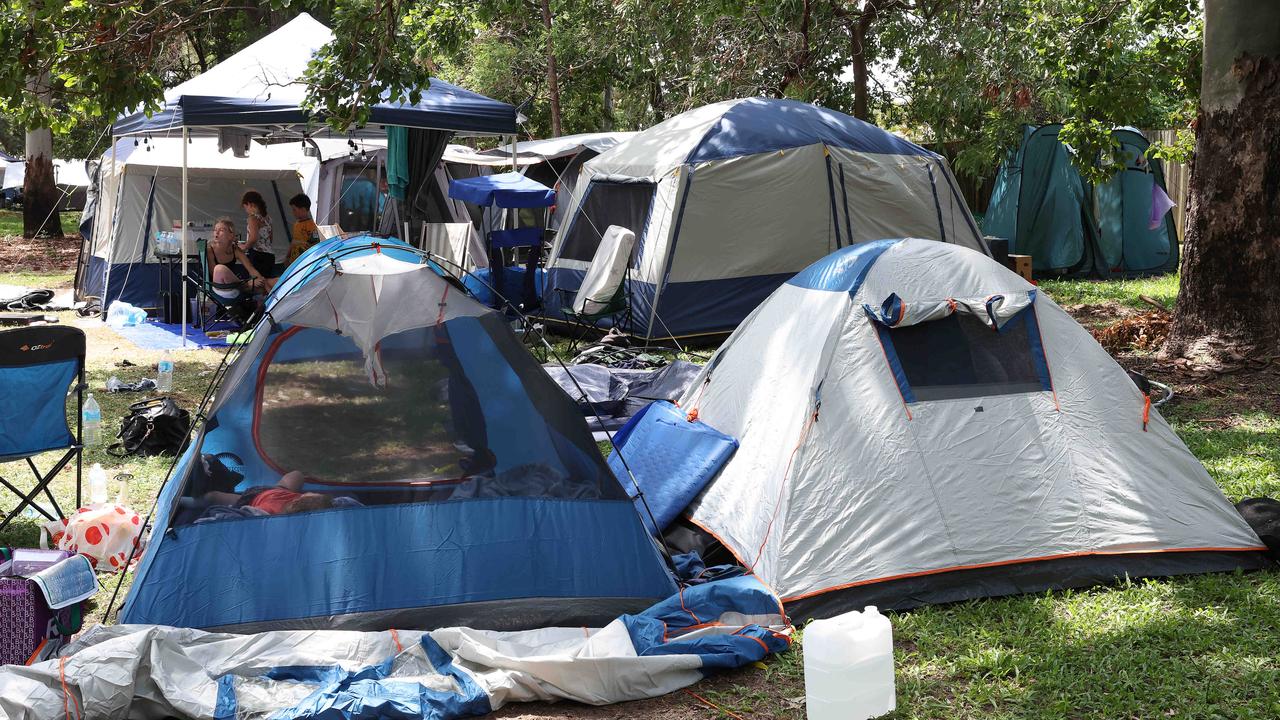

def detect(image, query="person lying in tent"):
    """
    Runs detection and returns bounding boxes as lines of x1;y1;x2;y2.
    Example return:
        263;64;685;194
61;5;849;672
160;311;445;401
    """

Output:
207;217;275;301
201;470;335;515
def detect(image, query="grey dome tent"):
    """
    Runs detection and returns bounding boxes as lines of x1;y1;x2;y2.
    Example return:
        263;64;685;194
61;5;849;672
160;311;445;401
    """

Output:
984;125;1179;277
671;238;1265;618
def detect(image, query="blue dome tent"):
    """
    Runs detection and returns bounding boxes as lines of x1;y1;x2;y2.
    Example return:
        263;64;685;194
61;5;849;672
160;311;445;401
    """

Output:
120;235;677;632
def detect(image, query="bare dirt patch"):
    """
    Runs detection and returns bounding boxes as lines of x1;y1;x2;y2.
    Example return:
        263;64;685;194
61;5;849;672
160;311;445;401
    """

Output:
1063;300;1280;417
0;233;81;274
1092;311;1170;354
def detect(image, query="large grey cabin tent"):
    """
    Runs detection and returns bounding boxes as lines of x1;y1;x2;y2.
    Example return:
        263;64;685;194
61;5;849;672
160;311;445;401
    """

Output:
543;98;986;340
983;125;1179;276
674;238;1265;618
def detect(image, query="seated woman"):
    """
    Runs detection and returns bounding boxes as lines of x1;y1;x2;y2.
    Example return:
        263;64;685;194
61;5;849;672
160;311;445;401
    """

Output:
207;217;274;302
203;470;335;515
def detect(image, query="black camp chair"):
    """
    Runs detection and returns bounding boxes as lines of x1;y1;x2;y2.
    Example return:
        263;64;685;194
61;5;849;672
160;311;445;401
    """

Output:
0;325;85;530
185;238;246;329
559;281;631;355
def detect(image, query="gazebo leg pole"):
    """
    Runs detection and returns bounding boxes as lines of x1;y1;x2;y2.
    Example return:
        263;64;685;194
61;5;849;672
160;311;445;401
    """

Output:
181;126;189;347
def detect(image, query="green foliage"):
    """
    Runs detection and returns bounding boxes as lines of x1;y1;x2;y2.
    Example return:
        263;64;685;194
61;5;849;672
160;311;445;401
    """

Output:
309;0;900;137
885;0;1202;182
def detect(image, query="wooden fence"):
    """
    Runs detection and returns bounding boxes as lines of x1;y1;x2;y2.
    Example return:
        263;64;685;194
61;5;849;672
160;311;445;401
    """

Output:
1142;129;1190;241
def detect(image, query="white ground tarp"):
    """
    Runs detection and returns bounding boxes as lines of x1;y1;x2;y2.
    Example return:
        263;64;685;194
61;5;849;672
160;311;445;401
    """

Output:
0;576;789;720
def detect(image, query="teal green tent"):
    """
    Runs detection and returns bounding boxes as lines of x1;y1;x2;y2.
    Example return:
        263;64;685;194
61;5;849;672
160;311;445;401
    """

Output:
984;125;1179;277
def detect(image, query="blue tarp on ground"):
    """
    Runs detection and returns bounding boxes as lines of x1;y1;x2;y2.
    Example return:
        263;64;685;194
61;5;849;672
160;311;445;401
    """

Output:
108;319;234;350
0;575;791;719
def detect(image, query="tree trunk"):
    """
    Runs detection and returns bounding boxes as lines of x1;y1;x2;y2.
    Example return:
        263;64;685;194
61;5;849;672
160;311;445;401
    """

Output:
777;0;812;98
23;126;63;239
1168;1;1280;351
601;81;614;131
850;2;879;120
539;0;562;137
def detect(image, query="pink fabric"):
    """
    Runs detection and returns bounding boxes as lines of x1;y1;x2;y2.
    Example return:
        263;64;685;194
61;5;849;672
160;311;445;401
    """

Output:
1149;181;1176;230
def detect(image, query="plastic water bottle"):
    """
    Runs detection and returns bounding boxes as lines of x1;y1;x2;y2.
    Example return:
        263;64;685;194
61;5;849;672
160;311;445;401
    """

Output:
89;463;108;505
157;351;174;392
83;393;102;446
804;606;896;720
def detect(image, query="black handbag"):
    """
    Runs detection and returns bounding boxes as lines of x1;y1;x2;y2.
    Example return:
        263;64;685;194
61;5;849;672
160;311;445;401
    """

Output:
108;397;192;457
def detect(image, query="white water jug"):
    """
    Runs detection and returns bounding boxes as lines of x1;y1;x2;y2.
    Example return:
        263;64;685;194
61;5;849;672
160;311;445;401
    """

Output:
804;605;896;720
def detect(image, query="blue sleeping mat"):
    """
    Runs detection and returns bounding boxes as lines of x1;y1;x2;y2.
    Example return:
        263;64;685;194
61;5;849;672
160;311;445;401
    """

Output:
607;400;738;536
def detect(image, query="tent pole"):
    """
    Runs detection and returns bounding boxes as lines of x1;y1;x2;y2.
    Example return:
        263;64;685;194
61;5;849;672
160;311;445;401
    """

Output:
100;134;117;319
181;126;188;346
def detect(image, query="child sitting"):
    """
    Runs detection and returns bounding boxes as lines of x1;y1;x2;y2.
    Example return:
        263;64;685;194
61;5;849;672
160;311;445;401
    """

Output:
285;193;321;265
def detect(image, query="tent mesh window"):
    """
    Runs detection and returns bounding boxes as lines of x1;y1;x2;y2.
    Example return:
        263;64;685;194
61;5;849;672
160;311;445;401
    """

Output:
559;181;655;263
882;307;1050;402
243;318;626;506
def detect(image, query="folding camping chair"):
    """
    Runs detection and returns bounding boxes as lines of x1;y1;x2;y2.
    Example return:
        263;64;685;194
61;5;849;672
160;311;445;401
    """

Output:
185;238;247;329
419;223;488;272
0;325;85;531
557;225;636;353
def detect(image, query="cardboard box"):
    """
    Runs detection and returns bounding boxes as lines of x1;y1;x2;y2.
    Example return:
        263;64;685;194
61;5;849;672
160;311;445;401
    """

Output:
1008;254;1033;282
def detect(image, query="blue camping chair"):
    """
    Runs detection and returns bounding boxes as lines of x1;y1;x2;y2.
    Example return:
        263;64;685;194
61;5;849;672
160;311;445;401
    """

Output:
0;325;85;530
448;172;556;311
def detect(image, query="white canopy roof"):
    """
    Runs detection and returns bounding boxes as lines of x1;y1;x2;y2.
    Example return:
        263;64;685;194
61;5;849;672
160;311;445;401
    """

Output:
112;14;517;138
441;132;635;167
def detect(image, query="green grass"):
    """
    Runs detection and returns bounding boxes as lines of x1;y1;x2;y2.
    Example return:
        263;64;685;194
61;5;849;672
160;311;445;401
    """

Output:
0;312;226;622
1038;273;1180;310
877;573;1280;719
0;209;81;238
0;269;74;288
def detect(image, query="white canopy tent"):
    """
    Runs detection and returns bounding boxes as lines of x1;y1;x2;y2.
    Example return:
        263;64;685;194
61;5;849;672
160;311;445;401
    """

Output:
1;159;89;191
104;12;518;345
442;132;634;233
440;132;635;167
79;137;324;310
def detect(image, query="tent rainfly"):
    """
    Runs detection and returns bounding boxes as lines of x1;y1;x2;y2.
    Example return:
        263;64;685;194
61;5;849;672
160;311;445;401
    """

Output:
673;238;1266;618
983;125;1179;277
543;98;987;340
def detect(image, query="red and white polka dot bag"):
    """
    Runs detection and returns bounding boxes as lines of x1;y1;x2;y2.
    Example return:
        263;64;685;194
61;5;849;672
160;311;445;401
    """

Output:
40;504;144;572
